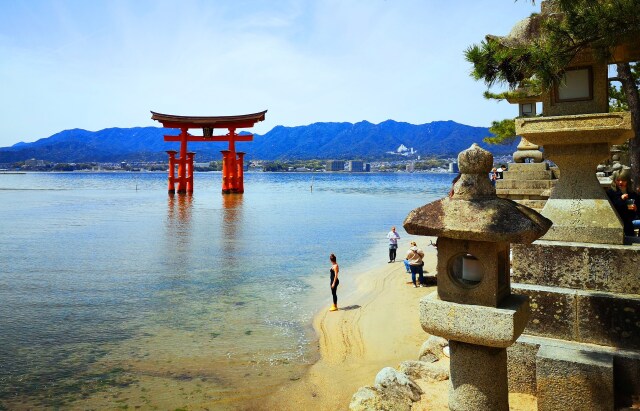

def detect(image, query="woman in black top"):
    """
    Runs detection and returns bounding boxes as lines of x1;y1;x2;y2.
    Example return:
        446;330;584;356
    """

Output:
329;253;339;311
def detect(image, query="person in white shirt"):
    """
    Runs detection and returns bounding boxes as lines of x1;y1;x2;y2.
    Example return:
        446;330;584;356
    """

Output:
386;226;400;263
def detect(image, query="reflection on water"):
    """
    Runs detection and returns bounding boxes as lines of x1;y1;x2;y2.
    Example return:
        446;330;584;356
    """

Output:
166;194;193;271
167;193;194;223
222;194;244;264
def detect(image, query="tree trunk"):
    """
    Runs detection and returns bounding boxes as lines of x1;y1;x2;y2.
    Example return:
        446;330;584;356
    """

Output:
617;63;640;188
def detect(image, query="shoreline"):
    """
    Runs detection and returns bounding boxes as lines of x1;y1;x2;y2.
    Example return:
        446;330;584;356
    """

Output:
253;234;538;411
251;234;442;410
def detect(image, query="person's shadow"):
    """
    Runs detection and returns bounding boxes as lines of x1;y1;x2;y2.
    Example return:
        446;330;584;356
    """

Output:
338;305;361;311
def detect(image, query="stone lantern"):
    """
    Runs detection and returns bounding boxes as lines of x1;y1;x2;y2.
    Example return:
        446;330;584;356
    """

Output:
404;144;551;411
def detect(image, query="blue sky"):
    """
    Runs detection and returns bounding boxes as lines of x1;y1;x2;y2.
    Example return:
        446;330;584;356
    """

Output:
0;0;539;147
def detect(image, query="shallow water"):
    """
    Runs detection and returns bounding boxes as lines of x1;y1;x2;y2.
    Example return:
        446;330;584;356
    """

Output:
0;171;451;409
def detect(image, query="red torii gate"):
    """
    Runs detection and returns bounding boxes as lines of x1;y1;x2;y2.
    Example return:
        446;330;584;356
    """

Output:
151;110;267;194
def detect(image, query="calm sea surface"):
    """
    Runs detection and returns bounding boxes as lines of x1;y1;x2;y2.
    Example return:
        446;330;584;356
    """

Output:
0;171;451;409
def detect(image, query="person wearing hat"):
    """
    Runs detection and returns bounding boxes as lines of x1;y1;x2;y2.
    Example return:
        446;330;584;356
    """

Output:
406;241;426;288
606;167;640;236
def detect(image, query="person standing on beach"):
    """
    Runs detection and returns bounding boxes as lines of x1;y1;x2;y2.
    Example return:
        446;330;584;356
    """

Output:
406;242;425;288
329;254;340;311
387;226;400;263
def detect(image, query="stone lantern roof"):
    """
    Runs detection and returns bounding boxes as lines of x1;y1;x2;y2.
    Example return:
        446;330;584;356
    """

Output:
404;144;552;243
486;1;640;64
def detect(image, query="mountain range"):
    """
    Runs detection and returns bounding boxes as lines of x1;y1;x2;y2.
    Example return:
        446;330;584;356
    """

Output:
0;120;517;163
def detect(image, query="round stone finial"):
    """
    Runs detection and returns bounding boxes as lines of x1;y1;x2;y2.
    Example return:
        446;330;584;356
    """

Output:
458;143;493;174
453;144;496;200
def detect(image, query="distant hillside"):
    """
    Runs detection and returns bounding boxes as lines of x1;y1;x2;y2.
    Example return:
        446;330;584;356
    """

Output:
0;120;517;163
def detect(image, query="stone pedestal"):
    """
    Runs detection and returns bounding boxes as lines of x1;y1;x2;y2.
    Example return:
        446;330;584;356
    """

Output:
516;112;634;245
420;292;530;411
539;143;623;244
449;341;508;411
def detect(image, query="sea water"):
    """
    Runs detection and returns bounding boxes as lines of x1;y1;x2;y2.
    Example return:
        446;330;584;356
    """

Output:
0;171;451;409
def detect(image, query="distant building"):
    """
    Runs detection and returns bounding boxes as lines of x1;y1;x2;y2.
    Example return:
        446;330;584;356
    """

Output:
449;162;459;173
347;160;364;172
365;163;371;172
24;158;45;167
406;161;415;173
326;160;345;172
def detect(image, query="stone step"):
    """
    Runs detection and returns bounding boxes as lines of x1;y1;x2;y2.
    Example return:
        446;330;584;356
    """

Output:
507;162;550;173
536;345;614;410
502;170;555;181
498;194;548;201
496;179;556;190
512;241;640;294
512;283;640;350
496;188;552;196
507;335;640;406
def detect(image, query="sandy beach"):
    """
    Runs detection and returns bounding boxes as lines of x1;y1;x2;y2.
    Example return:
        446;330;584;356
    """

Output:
254;235;537;411
252;236;446;410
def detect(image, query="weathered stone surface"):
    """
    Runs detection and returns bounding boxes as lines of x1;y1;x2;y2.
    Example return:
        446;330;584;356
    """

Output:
577;291;640;350
509;334;640;405
511;284;577;341
434;238;511;307
541;62;610;116
349;367;424;411
513;284;640;348
614;352;640;406
374;367;423;402
496;188;553;196
501;170;554;180
404;144;552;244
540;198;624;244
399;360;450;381
515;112;634;245
449;341;509;411
420;292;530;348
496;179;554;190
507;162;549;173
418;335;449;363
516;112;633;145
506;337;539;395
536;345;614;411
513;149;544;163
517;137;540;151
404;196;552;244
512;241;640;294
349;385;412;411
516;200;547;209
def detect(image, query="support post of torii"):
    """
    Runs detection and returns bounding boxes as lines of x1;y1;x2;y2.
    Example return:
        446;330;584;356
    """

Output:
151;110;267;195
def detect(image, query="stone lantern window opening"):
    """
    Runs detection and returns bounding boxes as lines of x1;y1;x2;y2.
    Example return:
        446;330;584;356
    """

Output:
519;102;536;117
449;253;484;287
555;66;594;102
